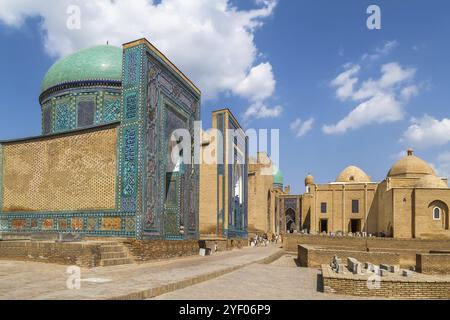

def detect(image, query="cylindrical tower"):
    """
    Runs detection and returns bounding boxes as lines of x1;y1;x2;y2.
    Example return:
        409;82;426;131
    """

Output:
39;45;123;135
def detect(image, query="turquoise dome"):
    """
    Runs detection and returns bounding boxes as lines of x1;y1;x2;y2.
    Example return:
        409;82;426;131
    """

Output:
273;166;284;186
41;45;123;93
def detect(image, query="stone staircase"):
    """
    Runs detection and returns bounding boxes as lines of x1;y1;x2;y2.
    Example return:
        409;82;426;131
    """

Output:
98;243;135;267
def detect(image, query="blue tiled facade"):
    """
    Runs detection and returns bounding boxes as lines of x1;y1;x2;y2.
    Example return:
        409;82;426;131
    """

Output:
0;39;201;240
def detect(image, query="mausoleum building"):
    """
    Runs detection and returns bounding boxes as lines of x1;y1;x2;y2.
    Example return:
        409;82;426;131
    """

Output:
0;38;201;240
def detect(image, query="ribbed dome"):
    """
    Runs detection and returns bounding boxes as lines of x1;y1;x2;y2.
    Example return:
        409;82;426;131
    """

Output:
415;175;448;188
41;45;122;93
273;166;284;186
336;166;371;183
388;149;436;178
305;174;314;186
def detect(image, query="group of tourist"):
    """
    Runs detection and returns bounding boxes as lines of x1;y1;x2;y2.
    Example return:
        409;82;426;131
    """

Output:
250;233;282;247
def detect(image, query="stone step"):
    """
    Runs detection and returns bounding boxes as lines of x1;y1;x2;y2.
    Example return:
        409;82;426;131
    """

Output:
100;258;134;267
99;245;126;253
100;251;128;260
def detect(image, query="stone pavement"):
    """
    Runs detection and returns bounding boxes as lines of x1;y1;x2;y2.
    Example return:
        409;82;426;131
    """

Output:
153;255;368;300
0;245;283;300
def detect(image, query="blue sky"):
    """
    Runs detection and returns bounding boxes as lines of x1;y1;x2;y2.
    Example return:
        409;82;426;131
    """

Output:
1;0;450;194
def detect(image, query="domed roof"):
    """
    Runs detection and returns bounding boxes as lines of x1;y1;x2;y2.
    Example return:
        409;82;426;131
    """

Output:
273;165;284;185
336;166;371;183
305;174;314;185
41;45;122;93
388;149;436;178
415;175;448;189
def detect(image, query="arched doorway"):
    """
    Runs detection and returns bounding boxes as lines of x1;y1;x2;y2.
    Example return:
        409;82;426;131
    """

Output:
285;208;296;234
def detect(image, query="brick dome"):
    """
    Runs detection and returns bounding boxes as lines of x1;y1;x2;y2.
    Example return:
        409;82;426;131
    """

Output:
388;149;436;178
336;166;371;183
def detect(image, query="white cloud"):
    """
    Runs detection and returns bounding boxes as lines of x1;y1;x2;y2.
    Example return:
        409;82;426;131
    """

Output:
428;152;450;180
361;40;397;61
235;62;275;101
244;102;282;119
401;85;419;100
390;150;408;160
323;62;417;134
290;118;314;138
0;0;278;118
331;64;360;101
402;115;450;149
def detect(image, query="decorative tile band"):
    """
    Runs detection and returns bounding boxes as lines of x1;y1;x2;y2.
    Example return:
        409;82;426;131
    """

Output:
0;211;135;237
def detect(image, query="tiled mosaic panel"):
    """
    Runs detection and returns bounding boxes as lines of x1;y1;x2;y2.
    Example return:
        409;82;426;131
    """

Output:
121;127;138;212
165;106;188;172
124;92;138;120
101;217;121;231
284;198;298;211
2;127;118;212
77;100;95;127
225;113;248;237
103;98;121;122
142;52;200;239
1;215;135;237
144;60;160;232
42;90;122;135
42;106;52;135
123;47;141;88
54;103;75;132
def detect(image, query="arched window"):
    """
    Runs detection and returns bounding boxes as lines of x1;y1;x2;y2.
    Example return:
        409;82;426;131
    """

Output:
433;207;441;220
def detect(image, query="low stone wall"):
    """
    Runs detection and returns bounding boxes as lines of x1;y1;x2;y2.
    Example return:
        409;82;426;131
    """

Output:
0;240;103;267
417;253;450;275
122;240;200;262
287;234;450;268
298;245;400;268
285;234;450;252
199;238;248;252
0;238;248;266
321;265;450;299
123;238;248;262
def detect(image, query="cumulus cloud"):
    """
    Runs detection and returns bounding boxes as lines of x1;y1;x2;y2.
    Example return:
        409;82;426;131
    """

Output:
235;62;275;102
290;118;314;138
244;102;282;119
361;40;397;61
323;62;417;134
331;64;360;101
434;152;450;179
0;0;279;118
401;115;450;149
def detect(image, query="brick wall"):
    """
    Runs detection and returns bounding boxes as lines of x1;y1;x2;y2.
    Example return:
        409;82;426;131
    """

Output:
0;239;207;266
322;265;450;299
299;245;400;268
122;240;200;262
416;253;450;275
0;240;102;267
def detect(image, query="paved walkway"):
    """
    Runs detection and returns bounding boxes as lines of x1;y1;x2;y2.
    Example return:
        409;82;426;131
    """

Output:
153;255;364;300
0;245;282;300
